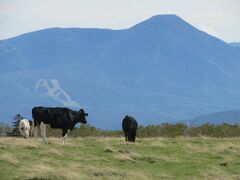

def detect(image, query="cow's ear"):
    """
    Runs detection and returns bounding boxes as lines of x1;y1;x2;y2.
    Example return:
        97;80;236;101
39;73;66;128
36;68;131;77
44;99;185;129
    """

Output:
85;113;88;116
79;109;83;112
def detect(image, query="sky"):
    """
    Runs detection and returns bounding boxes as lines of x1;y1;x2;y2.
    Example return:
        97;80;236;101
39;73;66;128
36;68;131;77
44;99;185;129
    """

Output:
0;0;239;42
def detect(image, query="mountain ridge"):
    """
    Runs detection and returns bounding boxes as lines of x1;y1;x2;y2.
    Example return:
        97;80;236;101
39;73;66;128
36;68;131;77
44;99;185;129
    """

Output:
188;109;240;125
229;42;240;48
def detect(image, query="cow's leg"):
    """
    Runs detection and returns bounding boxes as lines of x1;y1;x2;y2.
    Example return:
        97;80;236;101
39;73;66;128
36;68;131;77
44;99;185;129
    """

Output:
40;122;48;143
62;129;68;145
63;133;68;145
124;131;128;141
30;126;34;137
128;132;131;142
30;120;34;137
127;132;131;142
33;122;40;139
129;130;135;142
132;130;136;142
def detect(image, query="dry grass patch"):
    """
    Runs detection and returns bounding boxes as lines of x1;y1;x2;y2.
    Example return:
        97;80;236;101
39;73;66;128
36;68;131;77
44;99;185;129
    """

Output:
104;147;115;153
0;152;19;165
155;155;180;163
0;137;34;146
39;147;64;157
50;163;85;179
85;166;126;179
183;142;210;153
114;153;137;163
215;142;240;154
26;163;55;178
199;164;230;180
26;162;85;179
148;140;167;148
114;149;142;163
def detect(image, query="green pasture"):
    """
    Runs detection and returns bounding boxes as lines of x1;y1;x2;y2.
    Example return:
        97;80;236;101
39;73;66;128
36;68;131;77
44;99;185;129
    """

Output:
0;137;240;179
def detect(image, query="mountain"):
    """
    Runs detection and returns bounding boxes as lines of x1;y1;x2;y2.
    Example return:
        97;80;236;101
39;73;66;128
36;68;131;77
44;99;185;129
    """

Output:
188;109;240;126
1;14;240;129
229;42;240;48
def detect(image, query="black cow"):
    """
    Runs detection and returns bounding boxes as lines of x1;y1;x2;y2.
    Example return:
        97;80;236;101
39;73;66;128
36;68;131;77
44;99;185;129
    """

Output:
32;106;88;143
122;115;138;142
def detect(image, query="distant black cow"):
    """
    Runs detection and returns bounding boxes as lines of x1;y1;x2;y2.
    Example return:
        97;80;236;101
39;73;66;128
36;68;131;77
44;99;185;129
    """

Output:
122;115;138;142
32;106;88;143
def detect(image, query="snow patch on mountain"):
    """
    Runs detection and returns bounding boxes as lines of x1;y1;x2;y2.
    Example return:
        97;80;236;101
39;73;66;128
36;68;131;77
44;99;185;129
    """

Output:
35;79;81;108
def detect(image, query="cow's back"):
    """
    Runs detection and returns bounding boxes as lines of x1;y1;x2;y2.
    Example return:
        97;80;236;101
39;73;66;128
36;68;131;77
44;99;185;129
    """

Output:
32;107;57;125
122;116;138;131
32;106;72;129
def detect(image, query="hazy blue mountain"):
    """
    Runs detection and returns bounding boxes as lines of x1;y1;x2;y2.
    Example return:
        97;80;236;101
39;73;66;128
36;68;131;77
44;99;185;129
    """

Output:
188;109;240;126
1;14;240;129
229;42;240;48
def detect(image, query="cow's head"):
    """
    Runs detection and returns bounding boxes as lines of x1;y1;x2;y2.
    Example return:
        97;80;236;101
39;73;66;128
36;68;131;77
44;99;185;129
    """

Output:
78;109;88;124
18;119;31;139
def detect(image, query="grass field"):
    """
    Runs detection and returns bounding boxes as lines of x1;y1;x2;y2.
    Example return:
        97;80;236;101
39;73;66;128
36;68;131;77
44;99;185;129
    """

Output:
0;137;240;180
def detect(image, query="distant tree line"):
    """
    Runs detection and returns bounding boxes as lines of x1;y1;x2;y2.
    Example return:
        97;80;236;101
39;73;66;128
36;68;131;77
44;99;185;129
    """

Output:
187;123;240;138
47;123;240;138
1;114;240;138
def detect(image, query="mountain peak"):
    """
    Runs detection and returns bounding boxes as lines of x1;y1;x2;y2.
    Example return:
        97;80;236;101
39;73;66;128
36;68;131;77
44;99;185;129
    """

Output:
130;14;192;31
147;14;180;20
